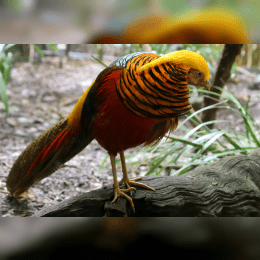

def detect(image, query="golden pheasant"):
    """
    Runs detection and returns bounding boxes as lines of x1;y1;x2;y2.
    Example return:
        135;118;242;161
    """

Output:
7;50;210;212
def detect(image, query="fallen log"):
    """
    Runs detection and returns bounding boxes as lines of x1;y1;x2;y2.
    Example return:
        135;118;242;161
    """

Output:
32;148;260;217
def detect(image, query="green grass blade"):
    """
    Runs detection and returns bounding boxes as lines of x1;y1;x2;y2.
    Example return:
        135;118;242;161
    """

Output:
48;44;59;52
33;44;45;58
98;153;109;175
91;55;108;67
168;137;204;149
0;72;8;116
192;131;225;161
178;99;228;131
145;142;181;175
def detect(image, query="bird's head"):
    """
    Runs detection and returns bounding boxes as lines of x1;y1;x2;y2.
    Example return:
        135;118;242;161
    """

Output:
137;50;210;91
187;68;210;91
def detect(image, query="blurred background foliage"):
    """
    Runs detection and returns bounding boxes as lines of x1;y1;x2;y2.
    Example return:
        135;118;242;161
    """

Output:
0;0;259;42
0;44;15;117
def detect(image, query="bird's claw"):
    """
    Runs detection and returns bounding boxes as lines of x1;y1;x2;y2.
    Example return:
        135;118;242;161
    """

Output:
119;176;155;195
112;187;136;212
118;176;142;186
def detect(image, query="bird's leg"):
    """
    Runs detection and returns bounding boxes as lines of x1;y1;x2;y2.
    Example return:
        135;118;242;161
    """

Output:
118;151;155;195
110;154;136;211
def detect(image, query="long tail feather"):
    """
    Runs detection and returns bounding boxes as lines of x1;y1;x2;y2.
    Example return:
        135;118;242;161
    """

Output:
7;118;94;197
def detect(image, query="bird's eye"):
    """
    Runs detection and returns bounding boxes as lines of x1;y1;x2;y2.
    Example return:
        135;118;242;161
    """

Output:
197;71;202;77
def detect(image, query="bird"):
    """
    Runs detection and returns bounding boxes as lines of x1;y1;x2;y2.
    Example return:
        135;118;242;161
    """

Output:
7;50;210;212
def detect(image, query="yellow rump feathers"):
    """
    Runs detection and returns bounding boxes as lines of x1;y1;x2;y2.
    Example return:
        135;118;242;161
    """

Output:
68;81;94;127
136;50;210;81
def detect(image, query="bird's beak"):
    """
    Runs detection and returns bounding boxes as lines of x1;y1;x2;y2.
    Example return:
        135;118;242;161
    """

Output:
197;81;210;91
198;82;210;91
202;80;210;91
205;83;210;91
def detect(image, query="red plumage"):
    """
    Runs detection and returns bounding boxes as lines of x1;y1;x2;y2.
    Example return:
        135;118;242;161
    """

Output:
94;70;173;155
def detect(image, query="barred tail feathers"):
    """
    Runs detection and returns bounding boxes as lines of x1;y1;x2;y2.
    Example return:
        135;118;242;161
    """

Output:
7;118;93;197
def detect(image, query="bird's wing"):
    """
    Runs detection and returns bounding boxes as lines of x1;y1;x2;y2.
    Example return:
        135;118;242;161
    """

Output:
109;52;154;68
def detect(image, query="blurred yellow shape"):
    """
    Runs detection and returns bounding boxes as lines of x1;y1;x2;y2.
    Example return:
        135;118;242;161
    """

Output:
91;9;250;43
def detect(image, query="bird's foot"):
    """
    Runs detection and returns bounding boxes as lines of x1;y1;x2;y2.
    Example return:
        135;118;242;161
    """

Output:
112;186;136;212
112;177;155;213
119;176;155;195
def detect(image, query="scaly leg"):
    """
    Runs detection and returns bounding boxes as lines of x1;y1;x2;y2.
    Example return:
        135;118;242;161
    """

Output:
118;151;155;195
110;154;136;212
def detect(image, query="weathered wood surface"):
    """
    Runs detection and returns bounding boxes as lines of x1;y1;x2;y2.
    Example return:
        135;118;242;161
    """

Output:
32;148;260;217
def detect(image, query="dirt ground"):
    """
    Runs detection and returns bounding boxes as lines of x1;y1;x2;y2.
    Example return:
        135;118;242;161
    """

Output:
1;56;260;217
